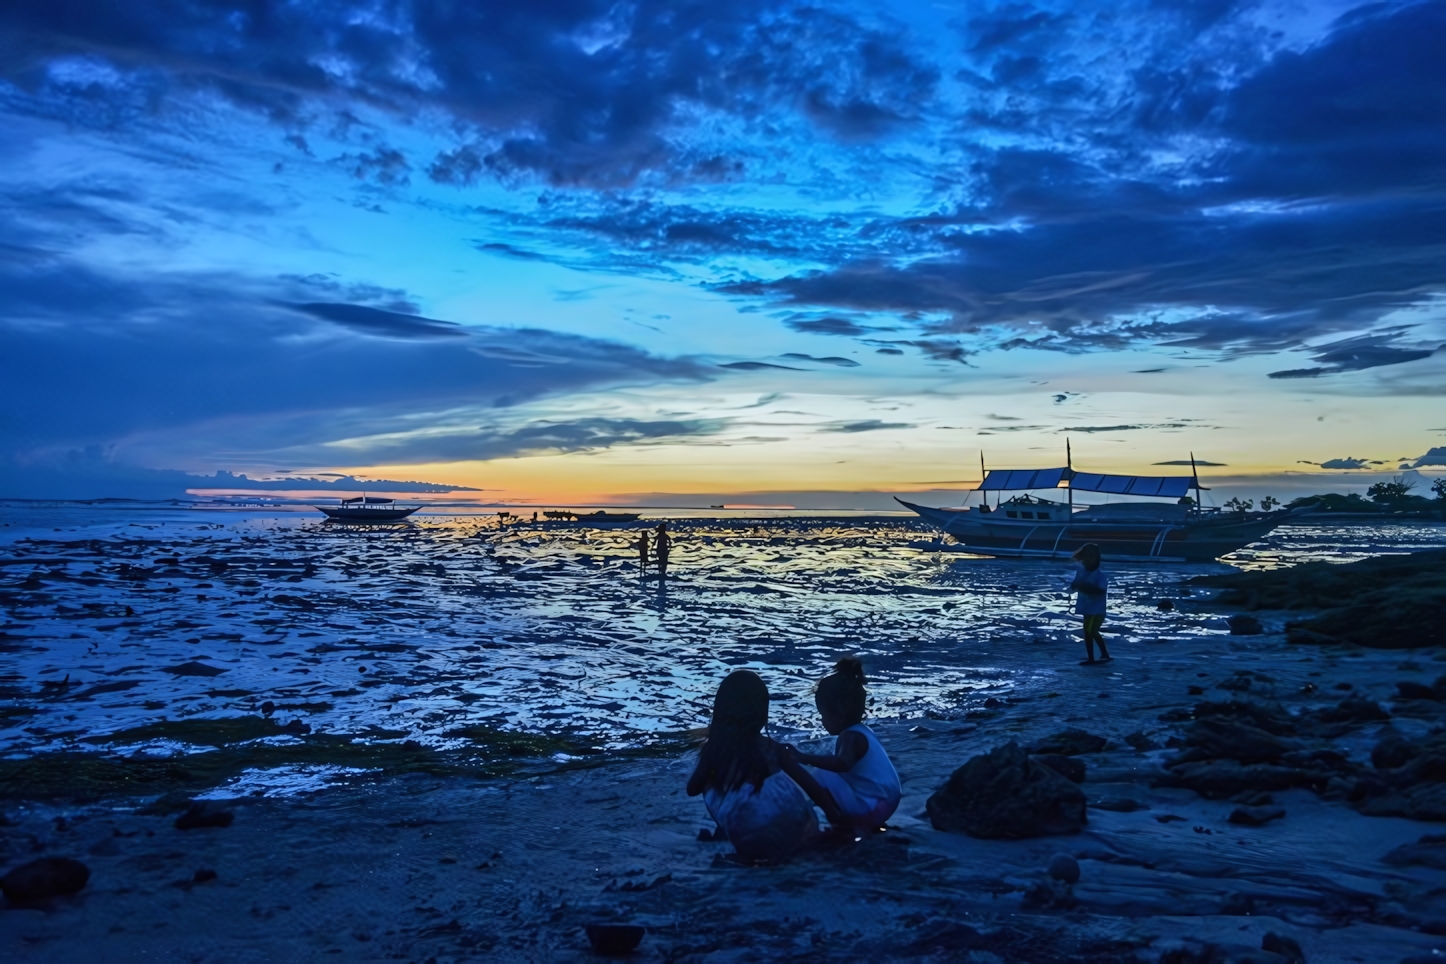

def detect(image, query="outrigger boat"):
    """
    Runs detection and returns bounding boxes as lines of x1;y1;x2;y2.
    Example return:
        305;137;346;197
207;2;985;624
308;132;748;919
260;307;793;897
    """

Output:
897;447;1290;563
315;496;420;523
542;509;643;524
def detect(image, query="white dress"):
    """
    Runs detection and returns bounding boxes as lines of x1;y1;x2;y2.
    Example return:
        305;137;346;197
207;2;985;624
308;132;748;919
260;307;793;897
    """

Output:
807;723;902;826
704;771;819;860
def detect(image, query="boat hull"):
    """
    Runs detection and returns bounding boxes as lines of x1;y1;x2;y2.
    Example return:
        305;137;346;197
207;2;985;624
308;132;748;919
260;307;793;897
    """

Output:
315;506;420;523
895;498;1281;563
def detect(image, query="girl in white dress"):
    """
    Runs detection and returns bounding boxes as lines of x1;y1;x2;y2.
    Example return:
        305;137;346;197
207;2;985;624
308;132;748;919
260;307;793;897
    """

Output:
686;670;818;862
780;658;902;830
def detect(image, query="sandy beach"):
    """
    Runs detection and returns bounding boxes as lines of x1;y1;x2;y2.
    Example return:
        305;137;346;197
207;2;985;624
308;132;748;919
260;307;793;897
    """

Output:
3;510;1446;961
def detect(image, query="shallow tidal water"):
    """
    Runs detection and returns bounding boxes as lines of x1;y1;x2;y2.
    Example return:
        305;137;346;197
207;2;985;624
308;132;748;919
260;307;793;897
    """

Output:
2;503;1442;765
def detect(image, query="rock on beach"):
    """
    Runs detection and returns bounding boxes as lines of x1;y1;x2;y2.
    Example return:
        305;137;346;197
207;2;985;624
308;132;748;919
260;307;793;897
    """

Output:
926;742;1088;839
1;857;90;904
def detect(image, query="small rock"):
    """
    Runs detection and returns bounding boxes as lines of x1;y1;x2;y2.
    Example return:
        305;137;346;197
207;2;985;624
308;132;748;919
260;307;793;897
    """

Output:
193;868;217;884
1187;685;1206;695
1;857;90;903
280;719;311;735
1157;599;1175;611
1333;681;1354;691
174;802;234;830
1227;615;1263;636
584;923;645;954
1318;696;1389;724
1396;681;1439;701
1047;853;1080;884
1032;753;1086;784
1262;931;1305;962
1228;805;1286;826
1124;731;1161;752
260;701;275;716
1091;797;1147;812
1026;729;1107;756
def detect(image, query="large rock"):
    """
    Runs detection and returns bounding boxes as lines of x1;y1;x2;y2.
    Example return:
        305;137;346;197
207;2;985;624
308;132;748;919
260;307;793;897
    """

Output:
1;858;90;904
1318;697;1389;724
927;742;1087;839
1227;615;1264;636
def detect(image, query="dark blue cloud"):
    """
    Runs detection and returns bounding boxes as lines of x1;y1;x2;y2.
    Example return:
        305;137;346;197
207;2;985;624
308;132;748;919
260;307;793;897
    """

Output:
1267;334;1440;379
0;1;937;188
0;247;709;473
289;303;466;340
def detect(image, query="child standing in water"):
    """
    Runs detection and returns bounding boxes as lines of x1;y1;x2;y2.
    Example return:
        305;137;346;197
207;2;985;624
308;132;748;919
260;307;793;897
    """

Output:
686;670;818;862
779;658;901;831
1069;543;1111;664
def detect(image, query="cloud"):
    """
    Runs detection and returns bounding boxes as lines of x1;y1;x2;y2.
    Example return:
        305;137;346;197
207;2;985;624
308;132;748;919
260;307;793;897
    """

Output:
289;303;467;340
718;361;803;371
1313;458;1373;470
823;420;915;433
783;316;874;337
1405;447;1446;468
0;249;709;479
0;1;937;189
1267;335;1440;379
780;353;859;367
1154;459;1227;466
711;3;1446;375
1066;423;1189;433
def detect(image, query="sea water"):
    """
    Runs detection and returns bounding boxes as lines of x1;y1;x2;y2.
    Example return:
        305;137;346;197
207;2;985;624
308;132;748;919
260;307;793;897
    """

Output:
2;503;1442;758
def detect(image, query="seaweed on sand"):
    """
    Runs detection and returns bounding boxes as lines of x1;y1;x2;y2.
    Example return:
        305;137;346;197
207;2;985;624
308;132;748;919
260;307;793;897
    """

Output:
1191;549;1446;648
0;716;603;803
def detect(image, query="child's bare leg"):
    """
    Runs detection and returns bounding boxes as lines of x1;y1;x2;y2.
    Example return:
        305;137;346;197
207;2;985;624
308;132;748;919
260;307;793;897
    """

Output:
1081;618;1096;661
778;756;847;826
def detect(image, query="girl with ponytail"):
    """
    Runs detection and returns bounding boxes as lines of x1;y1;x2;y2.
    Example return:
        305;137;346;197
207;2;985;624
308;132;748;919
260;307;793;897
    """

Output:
779;657;902;830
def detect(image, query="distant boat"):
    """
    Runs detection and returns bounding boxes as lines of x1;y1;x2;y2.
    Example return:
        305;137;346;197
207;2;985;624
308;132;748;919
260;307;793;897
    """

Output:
315;497;420;523
897;450;1293;563
541;509;642;524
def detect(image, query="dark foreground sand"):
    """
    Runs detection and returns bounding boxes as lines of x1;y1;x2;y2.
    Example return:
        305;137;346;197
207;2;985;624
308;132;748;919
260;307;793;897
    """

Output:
6;618;1446;963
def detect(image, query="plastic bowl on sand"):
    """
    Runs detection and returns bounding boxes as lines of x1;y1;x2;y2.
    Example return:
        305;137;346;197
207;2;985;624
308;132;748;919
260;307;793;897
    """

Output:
585;924;645;954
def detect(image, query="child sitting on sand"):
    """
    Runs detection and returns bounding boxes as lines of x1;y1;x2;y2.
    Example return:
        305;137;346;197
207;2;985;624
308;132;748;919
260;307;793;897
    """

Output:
1068;543;1111;664
686;670;819;861
779;658;901;831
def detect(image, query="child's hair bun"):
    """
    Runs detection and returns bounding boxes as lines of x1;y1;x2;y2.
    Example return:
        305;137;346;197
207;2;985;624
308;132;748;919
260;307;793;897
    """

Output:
834;656;865;683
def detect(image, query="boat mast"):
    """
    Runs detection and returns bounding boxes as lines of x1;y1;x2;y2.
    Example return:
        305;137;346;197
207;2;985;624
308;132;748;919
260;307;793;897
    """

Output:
1066;438;1073;512
1189;452;1202;511
980;451;988;510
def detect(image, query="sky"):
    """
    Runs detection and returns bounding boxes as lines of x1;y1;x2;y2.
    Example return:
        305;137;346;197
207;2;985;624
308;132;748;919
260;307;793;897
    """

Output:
0;0;1443;506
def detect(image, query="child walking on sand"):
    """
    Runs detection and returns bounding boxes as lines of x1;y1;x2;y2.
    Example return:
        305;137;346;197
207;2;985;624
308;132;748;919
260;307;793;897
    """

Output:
779;658;901;831
686;670;818;861
1069;543;1111;664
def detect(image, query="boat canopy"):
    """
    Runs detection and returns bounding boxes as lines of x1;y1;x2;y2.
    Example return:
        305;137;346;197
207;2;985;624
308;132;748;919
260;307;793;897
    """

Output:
1069;473;1192;498
979;467;1194;498
979;467;1069;491
341;497;396;504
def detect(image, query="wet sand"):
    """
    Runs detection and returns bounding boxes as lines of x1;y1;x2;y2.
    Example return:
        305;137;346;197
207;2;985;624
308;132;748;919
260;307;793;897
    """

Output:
6;626;1446;962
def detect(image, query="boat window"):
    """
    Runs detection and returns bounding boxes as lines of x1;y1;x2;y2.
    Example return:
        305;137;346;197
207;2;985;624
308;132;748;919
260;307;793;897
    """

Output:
1020;511;1034;519
1006;511;1018;518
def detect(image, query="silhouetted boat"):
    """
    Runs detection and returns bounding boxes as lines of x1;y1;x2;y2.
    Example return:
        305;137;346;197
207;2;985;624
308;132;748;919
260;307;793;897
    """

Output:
315;497;419;523
897;451;1292;563
544;510;642;524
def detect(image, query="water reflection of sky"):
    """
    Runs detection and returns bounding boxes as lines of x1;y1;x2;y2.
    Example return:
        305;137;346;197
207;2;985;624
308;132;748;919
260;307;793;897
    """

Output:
1;505;1442;755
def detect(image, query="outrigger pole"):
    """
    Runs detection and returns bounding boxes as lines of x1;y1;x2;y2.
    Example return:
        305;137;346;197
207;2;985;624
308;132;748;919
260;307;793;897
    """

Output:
1190;452;1202;509
980;450;988;510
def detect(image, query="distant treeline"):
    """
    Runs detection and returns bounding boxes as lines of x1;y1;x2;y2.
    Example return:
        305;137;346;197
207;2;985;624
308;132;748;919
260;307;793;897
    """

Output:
1286;475;1446;517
